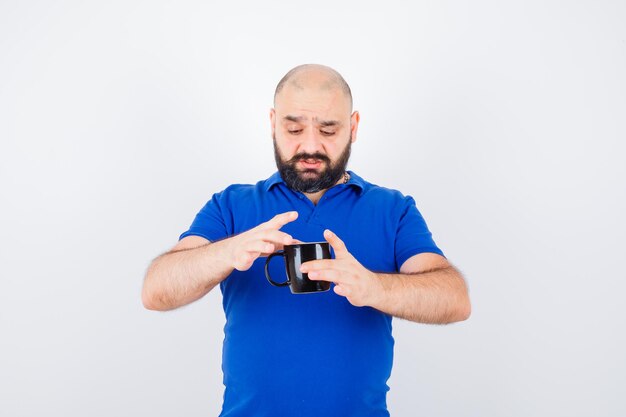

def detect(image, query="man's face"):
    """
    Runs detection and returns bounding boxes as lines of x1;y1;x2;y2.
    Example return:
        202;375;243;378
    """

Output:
271;84;359;193
273;134;351;193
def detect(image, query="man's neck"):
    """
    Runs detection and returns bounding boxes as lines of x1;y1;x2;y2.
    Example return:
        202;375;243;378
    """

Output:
303;189;326;205
303;172;349;205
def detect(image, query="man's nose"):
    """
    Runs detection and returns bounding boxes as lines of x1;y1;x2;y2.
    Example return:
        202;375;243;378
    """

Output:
298;128;324;154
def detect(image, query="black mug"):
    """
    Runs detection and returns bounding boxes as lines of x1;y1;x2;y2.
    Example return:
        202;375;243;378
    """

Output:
264;242;332;294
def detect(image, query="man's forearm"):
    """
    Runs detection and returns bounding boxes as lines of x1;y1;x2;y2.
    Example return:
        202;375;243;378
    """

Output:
142;240;233;311
142;212;299;311
371;266;471;324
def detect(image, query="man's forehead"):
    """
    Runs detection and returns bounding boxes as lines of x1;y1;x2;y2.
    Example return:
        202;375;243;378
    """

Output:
276;85;343;102
276;81;351;110
275;91;351;119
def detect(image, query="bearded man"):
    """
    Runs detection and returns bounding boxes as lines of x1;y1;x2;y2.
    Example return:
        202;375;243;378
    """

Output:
142;64;471;417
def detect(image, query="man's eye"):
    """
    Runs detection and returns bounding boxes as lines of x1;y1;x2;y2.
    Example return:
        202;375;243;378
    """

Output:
288;129;302;135
320;130;335;136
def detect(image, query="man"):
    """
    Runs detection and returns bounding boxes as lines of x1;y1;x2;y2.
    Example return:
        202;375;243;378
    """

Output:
142;64;471;417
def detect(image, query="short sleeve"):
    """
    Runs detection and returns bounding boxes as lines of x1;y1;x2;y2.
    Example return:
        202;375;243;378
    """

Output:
179;192;229;242
395;196;445;269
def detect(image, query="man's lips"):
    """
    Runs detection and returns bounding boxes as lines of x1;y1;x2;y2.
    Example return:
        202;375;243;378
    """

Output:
299;159;324;169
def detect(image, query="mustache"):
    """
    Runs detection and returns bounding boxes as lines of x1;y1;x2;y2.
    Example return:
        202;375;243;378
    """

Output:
286;152;331;165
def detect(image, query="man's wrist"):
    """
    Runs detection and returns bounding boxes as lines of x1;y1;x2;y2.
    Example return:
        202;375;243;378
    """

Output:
206;237;237;272
367;271;389;310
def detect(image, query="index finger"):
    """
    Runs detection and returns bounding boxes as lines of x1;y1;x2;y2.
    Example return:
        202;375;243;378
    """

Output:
300;259;343;272
259;211;299;231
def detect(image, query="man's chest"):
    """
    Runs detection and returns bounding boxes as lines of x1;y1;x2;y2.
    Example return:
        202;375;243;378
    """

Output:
230;190;400;273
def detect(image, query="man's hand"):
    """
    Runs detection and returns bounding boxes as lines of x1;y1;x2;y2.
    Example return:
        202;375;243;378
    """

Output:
300;229;470;323
226;211;299;271
300;229;383;307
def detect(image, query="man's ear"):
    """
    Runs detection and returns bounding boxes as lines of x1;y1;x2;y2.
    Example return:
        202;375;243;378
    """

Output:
269;108;276;137
350;111;360;143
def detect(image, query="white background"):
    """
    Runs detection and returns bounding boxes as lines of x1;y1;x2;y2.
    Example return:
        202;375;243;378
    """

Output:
1;1;625;416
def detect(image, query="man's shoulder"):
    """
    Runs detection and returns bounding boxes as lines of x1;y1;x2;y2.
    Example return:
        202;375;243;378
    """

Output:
353;173;410;203
216;183;258;198
220;182;260;194
213;175;277;201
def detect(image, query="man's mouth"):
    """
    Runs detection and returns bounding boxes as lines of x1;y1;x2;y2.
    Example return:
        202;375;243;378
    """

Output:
299;159;323;169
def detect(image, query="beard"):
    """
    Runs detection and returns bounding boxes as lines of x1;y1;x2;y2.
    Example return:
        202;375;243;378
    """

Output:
273;135;352;193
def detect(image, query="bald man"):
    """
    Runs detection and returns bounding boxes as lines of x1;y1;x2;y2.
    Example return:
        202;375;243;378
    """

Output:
142;64;471;417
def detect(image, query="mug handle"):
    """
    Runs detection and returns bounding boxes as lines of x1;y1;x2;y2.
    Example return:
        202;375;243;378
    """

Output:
265;251;290;287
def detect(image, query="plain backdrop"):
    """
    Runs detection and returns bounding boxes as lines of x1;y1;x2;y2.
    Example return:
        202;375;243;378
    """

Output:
1;1;625;416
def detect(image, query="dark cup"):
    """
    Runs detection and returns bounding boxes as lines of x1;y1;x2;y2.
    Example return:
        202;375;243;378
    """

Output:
264;242;332;294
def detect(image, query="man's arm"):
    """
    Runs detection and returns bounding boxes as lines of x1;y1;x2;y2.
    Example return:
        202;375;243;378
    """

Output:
301;230;471;324
374;253;470;323
142;236;232;311
142;211;298;311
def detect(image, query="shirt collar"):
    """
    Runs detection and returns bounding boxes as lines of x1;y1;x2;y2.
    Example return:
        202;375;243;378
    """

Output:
264;170;365;194
264;171;284;191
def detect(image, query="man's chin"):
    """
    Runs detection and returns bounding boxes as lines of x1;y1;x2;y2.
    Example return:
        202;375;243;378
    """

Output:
297;169;323;179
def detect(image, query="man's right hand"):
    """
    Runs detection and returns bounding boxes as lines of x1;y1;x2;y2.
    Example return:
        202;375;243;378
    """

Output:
142;211;299;311
225;211;299;271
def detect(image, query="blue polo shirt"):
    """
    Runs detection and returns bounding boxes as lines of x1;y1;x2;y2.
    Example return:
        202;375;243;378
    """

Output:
180;171;443;417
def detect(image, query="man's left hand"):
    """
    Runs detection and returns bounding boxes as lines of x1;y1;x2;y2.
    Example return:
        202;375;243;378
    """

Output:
300;229;383;307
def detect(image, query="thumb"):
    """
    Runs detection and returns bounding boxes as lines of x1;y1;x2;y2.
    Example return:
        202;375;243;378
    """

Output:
324;229;349;258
